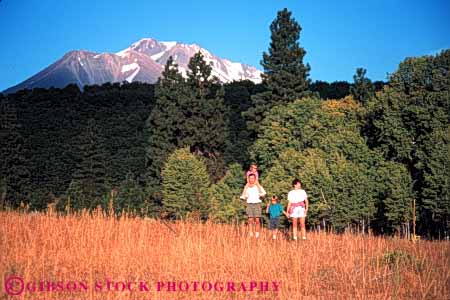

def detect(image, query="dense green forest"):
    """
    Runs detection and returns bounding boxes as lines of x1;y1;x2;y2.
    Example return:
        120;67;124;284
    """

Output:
1;8;448;238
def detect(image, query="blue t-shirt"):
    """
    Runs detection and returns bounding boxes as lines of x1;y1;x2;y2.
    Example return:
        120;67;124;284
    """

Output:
268;203;283;219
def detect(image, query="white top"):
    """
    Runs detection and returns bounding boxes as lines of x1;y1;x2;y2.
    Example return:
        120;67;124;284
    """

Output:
245;185;266;204
288;189;307;203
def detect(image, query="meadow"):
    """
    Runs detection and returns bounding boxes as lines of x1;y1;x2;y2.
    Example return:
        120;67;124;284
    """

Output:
1;210;449;300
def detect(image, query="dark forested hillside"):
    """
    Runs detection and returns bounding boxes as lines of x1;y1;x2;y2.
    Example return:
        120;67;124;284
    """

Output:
1;82;155;209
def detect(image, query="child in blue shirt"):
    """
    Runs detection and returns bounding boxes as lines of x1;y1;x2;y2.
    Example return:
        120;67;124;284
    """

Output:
266;195;288;239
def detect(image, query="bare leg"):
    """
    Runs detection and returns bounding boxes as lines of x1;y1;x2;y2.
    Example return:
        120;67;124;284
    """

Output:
292;218;298;240
300;217;306;239
255;218;260;238
248;217;254;236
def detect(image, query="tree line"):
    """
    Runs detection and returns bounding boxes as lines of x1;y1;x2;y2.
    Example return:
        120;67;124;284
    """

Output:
1;8;448;238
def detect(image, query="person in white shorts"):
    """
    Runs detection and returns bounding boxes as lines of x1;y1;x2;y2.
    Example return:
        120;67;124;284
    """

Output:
286;178;309;240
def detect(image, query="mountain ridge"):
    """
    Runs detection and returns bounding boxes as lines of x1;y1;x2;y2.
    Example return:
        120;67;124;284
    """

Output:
3;38;263;94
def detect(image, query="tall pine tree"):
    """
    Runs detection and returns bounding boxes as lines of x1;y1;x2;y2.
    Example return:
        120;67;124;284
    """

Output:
185;52;228;162
350;68;375;105
145;53;229;188
245;8;311;132
145;56;188;194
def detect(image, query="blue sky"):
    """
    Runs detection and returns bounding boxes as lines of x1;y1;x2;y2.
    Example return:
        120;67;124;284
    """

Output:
0;0;449;91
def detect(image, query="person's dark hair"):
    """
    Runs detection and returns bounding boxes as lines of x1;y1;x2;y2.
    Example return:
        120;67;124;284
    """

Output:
248;173;256;178
292;178;301;187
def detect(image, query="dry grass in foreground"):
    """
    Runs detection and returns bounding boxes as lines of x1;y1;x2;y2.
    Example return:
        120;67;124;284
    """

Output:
1;210;449;300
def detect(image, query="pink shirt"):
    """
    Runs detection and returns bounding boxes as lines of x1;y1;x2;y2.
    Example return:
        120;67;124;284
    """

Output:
246;170;259;180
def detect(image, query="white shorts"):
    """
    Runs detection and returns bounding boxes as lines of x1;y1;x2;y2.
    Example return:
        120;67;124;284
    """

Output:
290;206;306;218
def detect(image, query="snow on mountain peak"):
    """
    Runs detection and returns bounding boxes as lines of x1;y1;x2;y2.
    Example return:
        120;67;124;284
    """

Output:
149;41;178;62
121;63;141;83
4;37;262;94
131;38;158;48
121;63;139;73
116;48;129;57
161;41;177;50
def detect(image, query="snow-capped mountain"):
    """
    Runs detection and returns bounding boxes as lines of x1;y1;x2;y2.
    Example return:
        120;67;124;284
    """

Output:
4;38;262;94
119;38;262;83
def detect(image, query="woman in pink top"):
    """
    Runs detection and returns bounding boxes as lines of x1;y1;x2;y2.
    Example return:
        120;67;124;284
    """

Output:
286;178;309;241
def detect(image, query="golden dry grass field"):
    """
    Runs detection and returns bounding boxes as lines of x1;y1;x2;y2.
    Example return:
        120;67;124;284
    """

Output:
1;210;449;300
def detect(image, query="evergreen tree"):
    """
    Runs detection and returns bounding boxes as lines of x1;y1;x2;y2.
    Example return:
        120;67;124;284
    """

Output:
350;68;375;104
262;8;311;100
66;118;107;210
186;51;219;95
145;53;229;186
113;173;148;217
145;57;188;191
245;8;311;132
185;52;228;159
161;147;211;219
